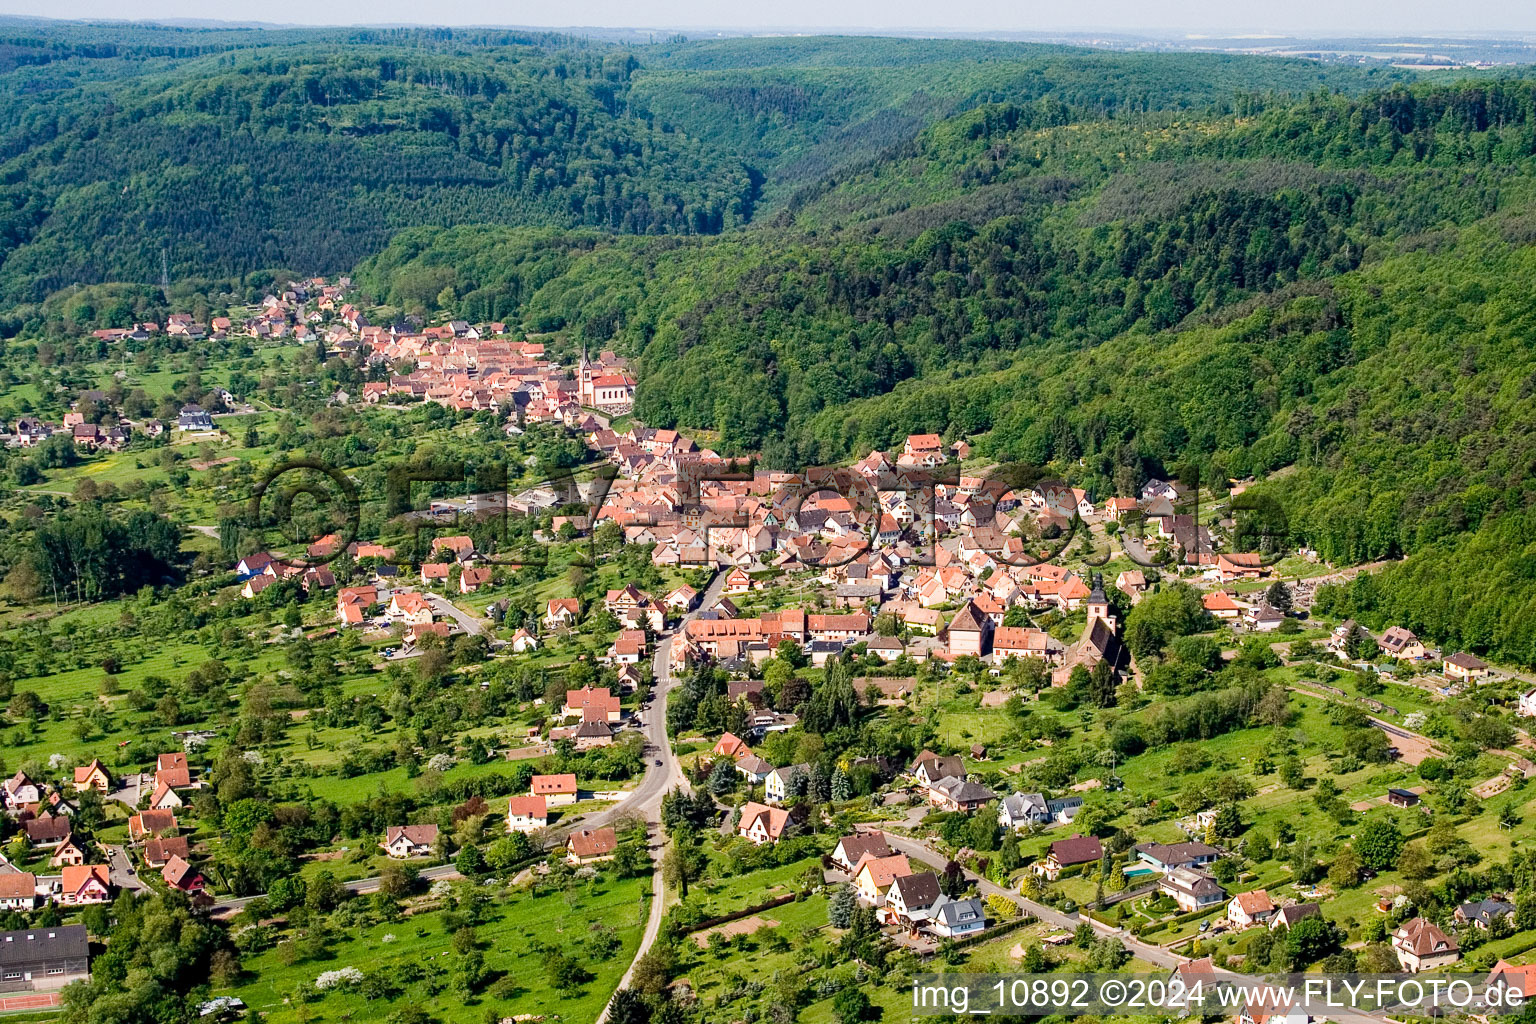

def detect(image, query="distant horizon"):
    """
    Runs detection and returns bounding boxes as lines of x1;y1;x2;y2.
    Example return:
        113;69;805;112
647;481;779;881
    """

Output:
0;6;1531;40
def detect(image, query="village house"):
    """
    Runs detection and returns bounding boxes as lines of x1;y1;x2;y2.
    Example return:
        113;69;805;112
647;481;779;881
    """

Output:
430;536;476;562
901;433;947;466
1486;960;1536;1000
177;405;214;431
1519;688;1536;718
128;810;177;842
71;760;110;795
1444;652;1490;682
23;816;71;848
735;754;774;785
0;924;89;991
531;774;579;806
381;824;438;859
1379;626;1426;660
149;782;183;811
997;792;1082;829
1033;835;1103;880
910;752;964;788
55;865;111;907
336;585;377;626
1269;904;1320;932
945;602;992;658
1;772;40;813
992;627;1066;666
929;895;987;939
712;732;752;760
567;828;618;865
1236;995;1312;1024
1228;890;1277;928
387;591;435;626
1203;590;1245;620
162;855;207;894
1215;552;1269;582
765;764;810;805
832;833;894;873
1392;917;1460;972
544;598;580;629
0;874;37;911
574;720;614;750
885;870;942;929
1455;897;1515;930
49;836;88;868
853;853;913;903
737;802;800;845
564;686;621;722
926;775;996;812
1161;867;1227;913
1136;840;1220;873
459;567;494;593
143;837;191;869
506;796;549;832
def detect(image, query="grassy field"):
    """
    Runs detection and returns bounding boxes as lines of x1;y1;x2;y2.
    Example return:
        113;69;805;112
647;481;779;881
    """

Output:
224;872;651;1024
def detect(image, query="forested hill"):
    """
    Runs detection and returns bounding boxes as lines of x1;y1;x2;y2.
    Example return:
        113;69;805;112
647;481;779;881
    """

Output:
0;41;754;305
631;36;1411;206
0;25;1408;308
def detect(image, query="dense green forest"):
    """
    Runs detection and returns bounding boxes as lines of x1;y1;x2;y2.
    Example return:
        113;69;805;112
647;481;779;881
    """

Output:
0;25;1407;307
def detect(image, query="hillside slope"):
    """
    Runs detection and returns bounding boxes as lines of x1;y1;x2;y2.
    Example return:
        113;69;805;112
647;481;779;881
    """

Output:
0;28;1410;308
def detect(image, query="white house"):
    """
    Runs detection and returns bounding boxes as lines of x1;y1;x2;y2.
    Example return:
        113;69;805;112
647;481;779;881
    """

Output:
380;824;438;859
506;796;548;832
764;764;809;805
929;895;987;939
1519;689;1536;718
1228;890;1277;928
998;792;1082;829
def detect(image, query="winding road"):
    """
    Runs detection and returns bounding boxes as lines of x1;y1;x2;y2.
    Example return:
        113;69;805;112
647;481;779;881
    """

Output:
214;571;719;921
594;568;721;1023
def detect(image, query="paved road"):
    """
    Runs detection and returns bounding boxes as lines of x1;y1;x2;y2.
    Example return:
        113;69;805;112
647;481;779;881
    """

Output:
105;844;152;896
596;568;723;1023
424;593;487;636
107;774;147;810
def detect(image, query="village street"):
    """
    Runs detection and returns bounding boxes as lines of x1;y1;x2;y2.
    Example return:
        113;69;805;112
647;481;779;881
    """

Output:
595;567;723;1022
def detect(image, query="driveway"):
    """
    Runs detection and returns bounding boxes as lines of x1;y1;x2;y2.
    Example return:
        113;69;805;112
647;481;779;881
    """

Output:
105;844;151;896
424;594;487;636
107;774;148;810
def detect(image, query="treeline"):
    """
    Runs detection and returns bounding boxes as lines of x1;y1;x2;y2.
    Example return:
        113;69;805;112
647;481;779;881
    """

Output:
23;506;182;604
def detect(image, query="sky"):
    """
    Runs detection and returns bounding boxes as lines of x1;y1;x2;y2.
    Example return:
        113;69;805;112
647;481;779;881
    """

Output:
0;0;1528;36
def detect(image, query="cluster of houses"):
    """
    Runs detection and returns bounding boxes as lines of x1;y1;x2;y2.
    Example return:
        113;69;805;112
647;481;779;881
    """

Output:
0;753;204;909
236;535;507;649
830;832;987;940
0;396;226;451
335;325;635;419
386;773;598;863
